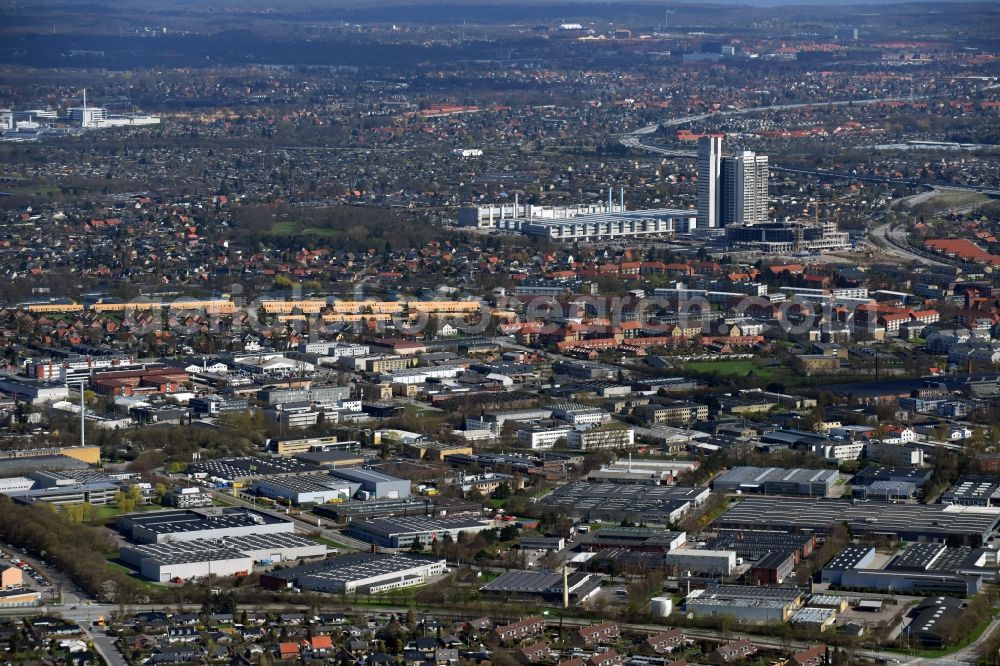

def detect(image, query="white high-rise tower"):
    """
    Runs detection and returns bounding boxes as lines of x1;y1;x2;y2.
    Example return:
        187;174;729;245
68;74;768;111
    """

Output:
721;151;769;226
696;135;723;229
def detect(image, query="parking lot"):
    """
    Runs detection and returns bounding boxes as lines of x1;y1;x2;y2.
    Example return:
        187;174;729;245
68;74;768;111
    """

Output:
1;546;59;602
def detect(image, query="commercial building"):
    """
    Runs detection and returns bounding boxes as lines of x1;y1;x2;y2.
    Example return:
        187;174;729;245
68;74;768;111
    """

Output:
347;516;491;548
523;209;695;243
685;585;802;623
725;220;850;254
328;467;411;500
119;533;326;582
480;569;604;605
457;199;625;229
536;481;708;523
716;498;1000;546
260;552;446;594
257;385;352;407
271;435;360;457
712;466;839;497
164;487;214;509
116;507;295;544
566;426;635;451
517;425;572;450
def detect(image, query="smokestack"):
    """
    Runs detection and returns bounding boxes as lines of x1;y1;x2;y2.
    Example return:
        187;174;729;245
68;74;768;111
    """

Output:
628;451;632;473
620;188;624;211
562;565;569;609
608;187;612;212
515;192;519;215
82;88;87;128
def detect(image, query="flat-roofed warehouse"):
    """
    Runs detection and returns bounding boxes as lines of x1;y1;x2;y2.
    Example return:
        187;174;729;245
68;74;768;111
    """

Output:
712;466;839;497
120;533;327;582
250;474;360;506
715;498;1000;546
347;516;492;548
480;569;604;605
116;507;295;544
328;467;411;500
259;552;446;594
189;457;324;485
684;584;803;623
536;481;709;523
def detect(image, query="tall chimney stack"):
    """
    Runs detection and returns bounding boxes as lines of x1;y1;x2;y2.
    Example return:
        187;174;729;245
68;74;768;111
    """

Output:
562;566;569;609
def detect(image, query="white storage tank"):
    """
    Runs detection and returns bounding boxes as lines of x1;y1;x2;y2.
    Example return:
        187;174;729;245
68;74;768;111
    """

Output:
650;596;673;618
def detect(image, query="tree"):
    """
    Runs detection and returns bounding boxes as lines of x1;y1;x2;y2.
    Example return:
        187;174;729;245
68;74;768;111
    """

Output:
491;482;511;500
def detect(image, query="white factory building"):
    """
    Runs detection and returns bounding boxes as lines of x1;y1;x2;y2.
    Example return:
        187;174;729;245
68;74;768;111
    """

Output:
250;474;359;506
261;552;447;594
663;549;737;576
119;533;327;582
524;208;696;242
116;507;296;544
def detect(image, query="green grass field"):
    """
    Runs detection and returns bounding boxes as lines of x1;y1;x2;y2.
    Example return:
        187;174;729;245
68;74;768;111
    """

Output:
681;359;781;379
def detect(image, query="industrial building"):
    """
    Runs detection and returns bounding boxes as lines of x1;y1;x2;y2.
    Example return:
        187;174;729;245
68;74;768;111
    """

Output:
684;585;803;623
663;549;737;576
712;466;839;497
250;474;359;506
580;527;687;553
480;569;604;605
702;530;815;562
328;467;411;500
346;516;491;548
749;550;797;585
259;552;446;594
116;507;295;544
941;476;1000;507
536;481;708;524
820;545;878;584
715;497;1000;546
820;542;991;595
119;533;326;582
188;457;323;486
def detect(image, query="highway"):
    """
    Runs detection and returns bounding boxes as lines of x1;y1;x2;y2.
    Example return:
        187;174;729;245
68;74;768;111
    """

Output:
621;94;999;201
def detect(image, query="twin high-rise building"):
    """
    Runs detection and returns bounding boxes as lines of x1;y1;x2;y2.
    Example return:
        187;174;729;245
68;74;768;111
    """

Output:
697;135;769;228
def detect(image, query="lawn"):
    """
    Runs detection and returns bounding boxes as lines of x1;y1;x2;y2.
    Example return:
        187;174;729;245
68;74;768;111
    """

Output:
681;359;781;380
309;536;357;551
104;554;166;591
